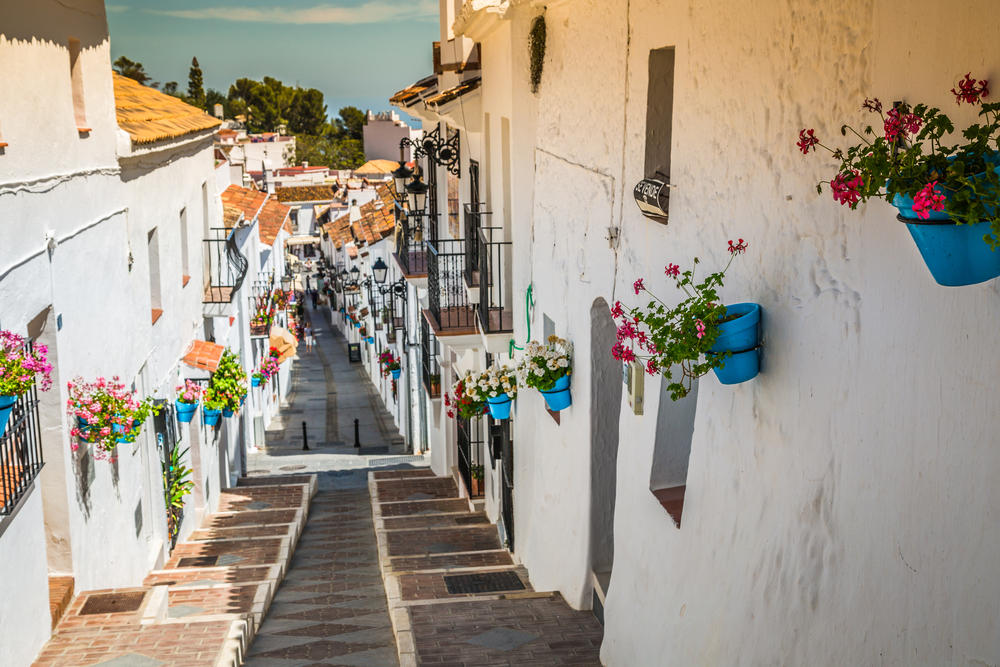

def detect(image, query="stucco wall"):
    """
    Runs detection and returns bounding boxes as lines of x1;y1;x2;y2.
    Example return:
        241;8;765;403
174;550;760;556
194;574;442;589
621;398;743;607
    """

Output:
0;490;52;667
484;0;1000;665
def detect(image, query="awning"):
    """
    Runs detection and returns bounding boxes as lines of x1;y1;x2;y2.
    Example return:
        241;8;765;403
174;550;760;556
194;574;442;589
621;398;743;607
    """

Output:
182;339;224;372
286;235;321;246
269;326;298;362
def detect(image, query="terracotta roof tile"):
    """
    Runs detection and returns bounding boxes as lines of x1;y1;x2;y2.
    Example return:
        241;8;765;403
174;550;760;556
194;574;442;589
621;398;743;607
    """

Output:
274;185;339;203
113;73;221;145
390;74;438;106
220;184;267;230
425;77;481;107
259;198;291;246
354;159;399;175
324;183;396;250
182;339;225;372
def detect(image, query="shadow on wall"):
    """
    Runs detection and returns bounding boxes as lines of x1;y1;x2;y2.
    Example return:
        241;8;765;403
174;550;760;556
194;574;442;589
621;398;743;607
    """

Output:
589;298;621;583
649;369;697;527
0;4;109;52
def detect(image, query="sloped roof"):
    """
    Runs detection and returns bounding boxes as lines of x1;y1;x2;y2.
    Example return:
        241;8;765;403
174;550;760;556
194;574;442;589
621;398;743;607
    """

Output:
220;185;267;230
323;183;396;249
426;77;481;107
390;74;438;106
274;185;340;203
113;73;221;145
182;339;224;372
354;159;399;175
258;198;292;246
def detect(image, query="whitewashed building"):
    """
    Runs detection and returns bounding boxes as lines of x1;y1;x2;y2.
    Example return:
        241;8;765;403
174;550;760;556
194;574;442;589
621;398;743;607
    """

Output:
390;0;1000;665
362;110;422;162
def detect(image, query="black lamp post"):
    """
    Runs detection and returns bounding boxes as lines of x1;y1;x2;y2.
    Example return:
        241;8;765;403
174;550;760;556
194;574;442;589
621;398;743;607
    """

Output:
280;275;292;292
405;176;428;213
372;257;389;284
391;162;413;204
349;265;360;285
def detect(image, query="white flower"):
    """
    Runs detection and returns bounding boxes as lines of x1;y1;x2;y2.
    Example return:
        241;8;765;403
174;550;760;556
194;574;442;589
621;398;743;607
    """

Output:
557;358;569;368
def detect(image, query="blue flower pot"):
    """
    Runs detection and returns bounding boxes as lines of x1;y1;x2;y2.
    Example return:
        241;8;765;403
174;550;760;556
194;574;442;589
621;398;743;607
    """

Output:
240;394;246;406
540;374;572;412
353;322;361;329
709;303;761;385
896;216;1000;286
486;393;513;420
251;376;261;387
113;421;135;444
222;407;234;418
0;394;17;438
175;400;198;423
391;368;401;380
203;408;222;427
366;336;375;344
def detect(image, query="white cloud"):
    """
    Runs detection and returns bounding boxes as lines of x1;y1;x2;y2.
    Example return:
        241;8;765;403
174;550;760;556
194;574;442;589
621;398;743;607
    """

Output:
147;1;438;24
106;4;130;12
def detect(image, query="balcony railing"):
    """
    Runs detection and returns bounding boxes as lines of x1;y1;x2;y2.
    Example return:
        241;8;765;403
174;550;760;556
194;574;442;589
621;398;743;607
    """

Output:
457;417;484;497
427;239;476;333
248;278;275;336
477;227;513;334
1;360;44;515
421;318;441;398
203;227;249;304
395;213;428;277
463;204;490;287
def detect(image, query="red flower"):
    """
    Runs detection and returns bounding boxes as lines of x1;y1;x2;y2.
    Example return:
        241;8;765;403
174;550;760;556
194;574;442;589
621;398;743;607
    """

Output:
952;73;989;105
611;300;625;319
884;108;902;141
664;263;680;278
831;171;863;207
912;181;947;220
902;113;922;135
797;128;819;154
645;359;659;376
633;278;644;295
862;97;882;113
616;320;637;341
727;239;748;255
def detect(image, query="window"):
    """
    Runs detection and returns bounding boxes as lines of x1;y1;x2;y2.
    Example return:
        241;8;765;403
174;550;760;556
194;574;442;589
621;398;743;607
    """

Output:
179;208;190;286
644;47;675;182
68;38;89;133
147;228;163;324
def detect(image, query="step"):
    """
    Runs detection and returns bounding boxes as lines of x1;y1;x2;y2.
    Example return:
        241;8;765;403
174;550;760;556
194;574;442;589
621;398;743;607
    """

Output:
47;575;74;630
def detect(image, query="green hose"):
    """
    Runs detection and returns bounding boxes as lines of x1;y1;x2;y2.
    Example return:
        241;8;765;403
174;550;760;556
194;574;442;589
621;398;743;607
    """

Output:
508;284;534;357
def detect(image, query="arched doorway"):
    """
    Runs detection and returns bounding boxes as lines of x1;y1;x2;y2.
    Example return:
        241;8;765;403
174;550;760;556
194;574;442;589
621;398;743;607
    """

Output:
589;298;622;621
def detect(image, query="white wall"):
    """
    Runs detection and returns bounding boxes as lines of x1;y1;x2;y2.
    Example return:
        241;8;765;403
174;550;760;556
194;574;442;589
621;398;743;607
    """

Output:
0;491;52;667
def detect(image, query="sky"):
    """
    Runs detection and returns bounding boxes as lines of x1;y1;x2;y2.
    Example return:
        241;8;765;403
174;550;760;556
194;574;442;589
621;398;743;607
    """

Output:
106;0;439;128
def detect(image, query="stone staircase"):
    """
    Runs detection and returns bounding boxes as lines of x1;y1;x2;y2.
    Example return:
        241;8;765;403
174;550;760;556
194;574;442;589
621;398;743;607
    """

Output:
32;476;315;667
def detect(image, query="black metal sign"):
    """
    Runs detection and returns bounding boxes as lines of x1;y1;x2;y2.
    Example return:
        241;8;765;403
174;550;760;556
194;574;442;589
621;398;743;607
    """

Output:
633;178;670;224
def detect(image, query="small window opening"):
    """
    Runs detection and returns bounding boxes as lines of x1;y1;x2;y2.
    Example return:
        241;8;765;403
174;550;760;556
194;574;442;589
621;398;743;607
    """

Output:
68;38;89;133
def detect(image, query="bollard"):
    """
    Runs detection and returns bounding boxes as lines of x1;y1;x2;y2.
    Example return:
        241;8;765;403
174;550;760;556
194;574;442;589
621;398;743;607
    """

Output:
354;418;361;450
302;421;309;451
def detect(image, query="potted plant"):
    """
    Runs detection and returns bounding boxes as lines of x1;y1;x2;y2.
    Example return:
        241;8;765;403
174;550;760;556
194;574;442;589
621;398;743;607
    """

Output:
613;240;759;400
520;336;573;411
201;385;226;427
429;373;441;397
380;351;401;379
799;74;1000;286
175;380;202;423
465;364;518;420
212;350;247;417
163;446;194;541
68;376;159;460
470;464;484;497
251;370;267;387
445;378;488;420
0;331;52;437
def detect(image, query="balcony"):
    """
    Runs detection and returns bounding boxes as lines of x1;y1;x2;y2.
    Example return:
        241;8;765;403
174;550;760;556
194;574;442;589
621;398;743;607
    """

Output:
1;369;44;515
392;213;428;286
203;227;248;305
423;238;478;341
457;417;485;500
248;278;275;337
477;226;514;343
462;204;487;292
420;318;442;399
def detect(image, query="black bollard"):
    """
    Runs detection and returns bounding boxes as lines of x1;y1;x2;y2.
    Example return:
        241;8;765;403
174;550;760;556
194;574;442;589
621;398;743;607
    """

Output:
302;421;309;451
354;418;361;450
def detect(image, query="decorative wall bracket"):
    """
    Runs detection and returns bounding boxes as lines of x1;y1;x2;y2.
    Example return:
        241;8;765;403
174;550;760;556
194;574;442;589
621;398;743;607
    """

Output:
401;126;461;176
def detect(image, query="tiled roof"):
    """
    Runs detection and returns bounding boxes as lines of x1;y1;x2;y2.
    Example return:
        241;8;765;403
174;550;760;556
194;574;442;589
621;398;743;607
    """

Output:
354;159;399;175
322;183;396;249
274;185;339;203
220;185;267;230
113;73;221;145
390;75;438;106
259;198;292;246
426;77;481;107
182;339;225;372
274;165;329;175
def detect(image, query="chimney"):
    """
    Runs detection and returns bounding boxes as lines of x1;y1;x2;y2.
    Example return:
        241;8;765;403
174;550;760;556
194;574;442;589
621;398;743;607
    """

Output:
302;161;309;169
349;199;361;224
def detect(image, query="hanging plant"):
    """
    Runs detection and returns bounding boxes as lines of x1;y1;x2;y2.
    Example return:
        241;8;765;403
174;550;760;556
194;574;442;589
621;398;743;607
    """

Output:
68;377;160;460
529;14;546;94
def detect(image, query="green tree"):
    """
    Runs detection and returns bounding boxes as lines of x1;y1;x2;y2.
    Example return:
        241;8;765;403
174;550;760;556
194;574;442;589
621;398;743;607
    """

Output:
334;106;365;141
204;88;227;116
161;81;180;96
228;78;281;132
287;88;327;135
113;56;152;85
294;134;365;170
187;57;205;107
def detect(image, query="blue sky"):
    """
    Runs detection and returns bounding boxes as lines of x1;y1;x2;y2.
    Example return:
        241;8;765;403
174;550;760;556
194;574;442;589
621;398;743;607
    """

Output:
106;0;438;128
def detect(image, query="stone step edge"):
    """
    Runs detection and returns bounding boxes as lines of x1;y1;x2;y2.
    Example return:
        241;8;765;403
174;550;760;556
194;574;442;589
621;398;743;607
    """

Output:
393;590;557;608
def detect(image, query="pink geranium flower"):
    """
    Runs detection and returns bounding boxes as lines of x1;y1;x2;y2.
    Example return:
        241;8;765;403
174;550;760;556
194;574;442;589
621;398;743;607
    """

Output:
912;181;947;220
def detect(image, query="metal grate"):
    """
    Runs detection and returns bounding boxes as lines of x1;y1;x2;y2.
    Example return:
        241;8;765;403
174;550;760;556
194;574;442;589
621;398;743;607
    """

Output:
444;570;525;595
0;343;45;515
176;555;219;568
79;591;146;615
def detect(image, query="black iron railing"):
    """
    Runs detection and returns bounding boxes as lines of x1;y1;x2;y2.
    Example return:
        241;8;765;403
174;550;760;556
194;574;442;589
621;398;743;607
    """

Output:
463;204;491;287
457;418;474;495
203;227;249;304
0;365;44;515
427;239;476;331
248;278;275;336
421;318;441;398
396;213;428;276
477;227;513;333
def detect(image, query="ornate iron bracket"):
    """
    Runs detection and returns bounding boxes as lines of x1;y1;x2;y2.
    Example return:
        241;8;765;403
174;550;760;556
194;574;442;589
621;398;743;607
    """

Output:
401;126;461;176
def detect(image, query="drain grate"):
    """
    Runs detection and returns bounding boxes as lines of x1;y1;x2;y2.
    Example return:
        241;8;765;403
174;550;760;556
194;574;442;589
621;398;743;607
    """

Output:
176;555;219;567
79;591;146;615
444;570;525;595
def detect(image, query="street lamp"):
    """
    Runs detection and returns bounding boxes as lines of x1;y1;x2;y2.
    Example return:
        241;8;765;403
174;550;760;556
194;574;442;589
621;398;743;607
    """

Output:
280;275;292;292
349;265;360;284
372;257;389;284
405;176;428;213
391;162;413;200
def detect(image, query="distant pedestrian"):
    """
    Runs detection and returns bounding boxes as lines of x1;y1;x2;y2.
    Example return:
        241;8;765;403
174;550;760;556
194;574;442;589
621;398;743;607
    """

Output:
304;323;314;351
306;275;312;291
310;288;318;308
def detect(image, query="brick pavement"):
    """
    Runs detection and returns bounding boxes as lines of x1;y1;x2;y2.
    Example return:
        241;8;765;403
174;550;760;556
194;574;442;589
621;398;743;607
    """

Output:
32;477;315;666
370;469;604;666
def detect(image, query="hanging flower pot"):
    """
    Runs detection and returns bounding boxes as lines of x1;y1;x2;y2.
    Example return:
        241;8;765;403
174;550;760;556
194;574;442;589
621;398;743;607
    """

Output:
222;407;235;418
486;393;513;419
391;368;402;380
175;380;202;423
75;416;96;443
68;377;159;460
0;394;16;439
113;421;134;444
202;408;222;427
175;401;198;423
251;375;261;387
708;303;762;385
540;374;572;411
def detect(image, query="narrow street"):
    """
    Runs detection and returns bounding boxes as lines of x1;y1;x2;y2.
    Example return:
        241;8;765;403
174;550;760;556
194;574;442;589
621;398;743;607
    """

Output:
244;300;604;666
